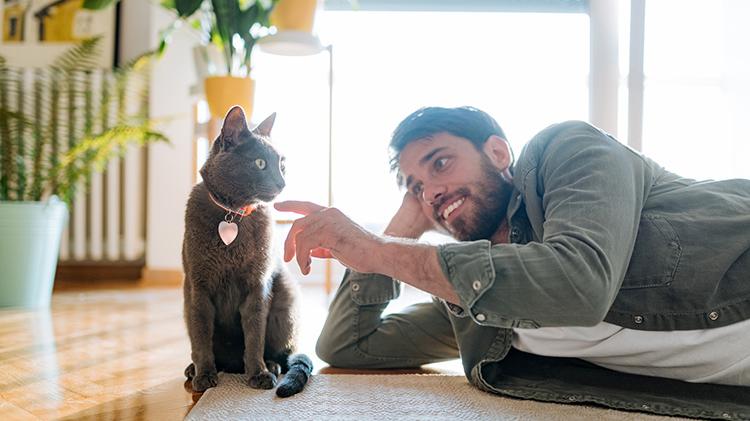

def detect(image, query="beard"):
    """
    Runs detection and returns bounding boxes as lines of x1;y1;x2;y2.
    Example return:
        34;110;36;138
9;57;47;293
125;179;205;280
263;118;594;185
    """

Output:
438;157;514;241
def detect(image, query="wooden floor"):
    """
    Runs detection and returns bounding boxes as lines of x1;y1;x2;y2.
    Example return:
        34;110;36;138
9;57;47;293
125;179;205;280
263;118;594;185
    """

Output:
0;283;461;420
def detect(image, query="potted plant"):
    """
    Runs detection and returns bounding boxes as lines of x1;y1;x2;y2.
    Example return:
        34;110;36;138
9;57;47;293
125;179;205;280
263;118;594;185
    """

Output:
0;37;167;309
86;0;280;120
169;0;282;119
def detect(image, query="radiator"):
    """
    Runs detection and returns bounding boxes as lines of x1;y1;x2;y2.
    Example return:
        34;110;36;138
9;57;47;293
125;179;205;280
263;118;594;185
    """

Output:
59;141;147;263
7;68;148;264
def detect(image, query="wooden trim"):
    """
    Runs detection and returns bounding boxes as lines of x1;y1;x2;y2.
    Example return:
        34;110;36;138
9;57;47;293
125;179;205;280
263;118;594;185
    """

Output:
55;259;145;283
140;268;185;287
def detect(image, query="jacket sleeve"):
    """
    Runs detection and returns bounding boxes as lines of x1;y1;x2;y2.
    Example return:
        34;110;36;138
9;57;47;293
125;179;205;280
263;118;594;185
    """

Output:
315;269;459;368
437;124;653;328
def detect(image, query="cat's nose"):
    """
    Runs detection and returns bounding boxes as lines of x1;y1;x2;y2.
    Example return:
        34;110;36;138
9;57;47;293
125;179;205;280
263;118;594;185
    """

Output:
275;180;286;191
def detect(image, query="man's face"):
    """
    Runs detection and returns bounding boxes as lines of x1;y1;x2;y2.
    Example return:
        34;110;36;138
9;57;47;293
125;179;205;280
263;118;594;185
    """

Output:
397;133;514;241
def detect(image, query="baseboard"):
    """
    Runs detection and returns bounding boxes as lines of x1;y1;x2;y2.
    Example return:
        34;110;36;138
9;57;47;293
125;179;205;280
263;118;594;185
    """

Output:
56;259;145;282
140;268;185;287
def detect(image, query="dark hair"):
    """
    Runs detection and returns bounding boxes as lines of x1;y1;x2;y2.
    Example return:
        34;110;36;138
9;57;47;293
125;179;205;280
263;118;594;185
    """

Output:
388;106;507;171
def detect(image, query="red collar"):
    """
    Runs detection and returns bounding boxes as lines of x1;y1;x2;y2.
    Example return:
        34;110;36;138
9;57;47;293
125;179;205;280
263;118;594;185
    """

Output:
207;191;255;218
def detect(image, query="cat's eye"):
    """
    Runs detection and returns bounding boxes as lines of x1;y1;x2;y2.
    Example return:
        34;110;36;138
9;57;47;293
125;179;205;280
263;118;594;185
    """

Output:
255;159;266;170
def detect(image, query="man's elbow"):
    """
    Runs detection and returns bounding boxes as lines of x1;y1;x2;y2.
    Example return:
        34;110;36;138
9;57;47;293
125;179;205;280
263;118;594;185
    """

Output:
576;288;612;326
315;333;336;365
315;334;357;368
576;308;609;327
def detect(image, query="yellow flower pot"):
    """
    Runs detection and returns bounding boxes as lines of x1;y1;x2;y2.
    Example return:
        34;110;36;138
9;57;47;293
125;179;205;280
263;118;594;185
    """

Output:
271;0;319;33
204;76;255;120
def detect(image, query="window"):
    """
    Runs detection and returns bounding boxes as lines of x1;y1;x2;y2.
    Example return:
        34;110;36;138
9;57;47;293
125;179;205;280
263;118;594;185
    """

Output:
640;0;750;181
254;8;590;228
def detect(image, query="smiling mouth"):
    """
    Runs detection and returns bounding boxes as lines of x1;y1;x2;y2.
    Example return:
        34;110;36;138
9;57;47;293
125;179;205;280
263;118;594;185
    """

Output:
437;196;466;223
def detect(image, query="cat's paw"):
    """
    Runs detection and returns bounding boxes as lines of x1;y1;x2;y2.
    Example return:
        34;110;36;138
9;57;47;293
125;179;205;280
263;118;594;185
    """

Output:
265;360;281;377
192;371;219;392
248;370;277;389
184;363;195;379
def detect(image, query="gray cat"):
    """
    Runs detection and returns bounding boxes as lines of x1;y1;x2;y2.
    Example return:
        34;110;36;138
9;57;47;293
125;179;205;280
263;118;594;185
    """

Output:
182;106;312;397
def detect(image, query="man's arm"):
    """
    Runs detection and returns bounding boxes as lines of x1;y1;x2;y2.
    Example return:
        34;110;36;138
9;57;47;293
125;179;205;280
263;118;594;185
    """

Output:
281;196;460;368
436;123;653;328
275;200;460;303
315;269;459;369
373;240;459;304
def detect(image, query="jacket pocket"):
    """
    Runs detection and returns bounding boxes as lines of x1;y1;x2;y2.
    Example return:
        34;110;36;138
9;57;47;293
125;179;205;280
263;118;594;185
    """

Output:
621;215;682;289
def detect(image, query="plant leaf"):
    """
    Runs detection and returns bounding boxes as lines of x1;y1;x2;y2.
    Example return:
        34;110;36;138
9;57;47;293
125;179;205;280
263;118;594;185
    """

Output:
82;0;116;10
0;39;169;203
51;37;102;72
175;0;203;17
161;0;177;10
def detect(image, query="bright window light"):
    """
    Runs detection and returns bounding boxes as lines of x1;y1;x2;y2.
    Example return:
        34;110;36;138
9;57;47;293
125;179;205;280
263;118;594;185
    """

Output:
254;10;590;227
642;0;750;181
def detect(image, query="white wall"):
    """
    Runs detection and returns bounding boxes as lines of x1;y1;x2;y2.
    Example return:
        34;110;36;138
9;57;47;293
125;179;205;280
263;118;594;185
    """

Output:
146;9;197;271
120;0;196;272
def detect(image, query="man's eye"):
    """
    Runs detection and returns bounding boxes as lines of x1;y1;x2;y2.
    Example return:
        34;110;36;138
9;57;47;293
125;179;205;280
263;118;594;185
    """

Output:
434;157;448;171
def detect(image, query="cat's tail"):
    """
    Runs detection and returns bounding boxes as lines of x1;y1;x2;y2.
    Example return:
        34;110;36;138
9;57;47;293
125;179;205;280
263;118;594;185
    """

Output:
275;354;313;398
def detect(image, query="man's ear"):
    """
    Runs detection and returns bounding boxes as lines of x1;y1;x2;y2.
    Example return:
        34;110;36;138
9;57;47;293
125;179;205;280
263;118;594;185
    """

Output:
252;112;276;138
482;135;512;171
219;106;249;148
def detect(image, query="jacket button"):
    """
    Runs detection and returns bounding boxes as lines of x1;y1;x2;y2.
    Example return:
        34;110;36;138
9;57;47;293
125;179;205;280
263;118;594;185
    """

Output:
709;311;719;321
351;283;360;292
634;315;644;324
472;280;482;291
475;313;486;322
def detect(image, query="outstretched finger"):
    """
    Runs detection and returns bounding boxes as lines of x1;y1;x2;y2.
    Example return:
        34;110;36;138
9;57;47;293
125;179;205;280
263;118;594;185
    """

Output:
274;200;326;216
283;216;312;262
294;218;327;274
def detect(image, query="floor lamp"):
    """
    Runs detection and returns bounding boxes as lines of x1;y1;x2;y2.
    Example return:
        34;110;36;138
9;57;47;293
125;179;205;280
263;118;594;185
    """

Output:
257;31;335;295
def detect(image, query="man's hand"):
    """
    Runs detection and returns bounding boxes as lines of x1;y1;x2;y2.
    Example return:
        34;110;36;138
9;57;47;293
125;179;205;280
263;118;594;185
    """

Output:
275;200;459;303
274;201;383;275
384;192;434;239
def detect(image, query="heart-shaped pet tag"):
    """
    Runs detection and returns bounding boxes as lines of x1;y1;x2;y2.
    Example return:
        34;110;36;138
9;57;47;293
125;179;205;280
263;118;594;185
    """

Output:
218;221;238;245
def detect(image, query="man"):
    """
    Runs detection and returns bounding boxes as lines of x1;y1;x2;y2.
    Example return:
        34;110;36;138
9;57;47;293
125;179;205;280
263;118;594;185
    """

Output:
275;106;750;418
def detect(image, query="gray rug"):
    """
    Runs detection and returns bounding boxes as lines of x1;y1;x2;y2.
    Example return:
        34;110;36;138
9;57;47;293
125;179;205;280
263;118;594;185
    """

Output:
186;373;680;420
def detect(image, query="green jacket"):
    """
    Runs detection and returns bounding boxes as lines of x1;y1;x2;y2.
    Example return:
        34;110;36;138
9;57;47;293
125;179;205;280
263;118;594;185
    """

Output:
316;121;750;419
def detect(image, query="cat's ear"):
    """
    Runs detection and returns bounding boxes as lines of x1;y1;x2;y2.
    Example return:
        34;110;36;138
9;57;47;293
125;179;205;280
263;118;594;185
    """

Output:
252;112;276;138
220;106;249;147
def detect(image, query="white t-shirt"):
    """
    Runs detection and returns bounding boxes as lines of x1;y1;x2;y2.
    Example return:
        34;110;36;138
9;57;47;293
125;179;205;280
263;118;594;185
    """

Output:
512;319;750;386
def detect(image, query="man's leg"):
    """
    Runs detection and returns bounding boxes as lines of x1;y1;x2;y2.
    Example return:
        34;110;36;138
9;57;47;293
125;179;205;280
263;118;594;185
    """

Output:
317;270;458;368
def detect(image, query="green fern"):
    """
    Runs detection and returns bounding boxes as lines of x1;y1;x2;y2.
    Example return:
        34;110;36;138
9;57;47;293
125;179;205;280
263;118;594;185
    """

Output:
0;61;12;200
0;37;168;204
57;123;168;204
51;36;103;72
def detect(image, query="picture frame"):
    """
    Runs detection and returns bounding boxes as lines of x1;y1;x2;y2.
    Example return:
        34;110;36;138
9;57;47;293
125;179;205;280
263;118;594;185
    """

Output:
0;0;117;68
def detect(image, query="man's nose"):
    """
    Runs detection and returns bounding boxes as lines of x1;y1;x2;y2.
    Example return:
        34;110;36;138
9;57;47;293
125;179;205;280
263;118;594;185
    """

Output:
422;184;447;206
